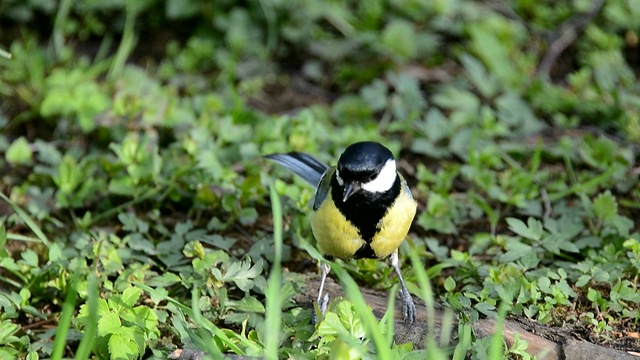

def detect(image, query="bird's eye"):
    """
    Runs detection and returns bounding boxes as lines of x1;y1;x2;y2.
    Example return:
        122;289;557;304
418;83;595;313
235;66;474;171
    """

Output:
368;173;377;181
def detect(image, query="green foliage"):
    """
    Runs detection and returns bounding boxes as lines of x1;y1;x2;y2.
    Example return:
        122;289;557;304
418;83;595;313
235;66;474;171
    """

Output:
1;0;639;358
40;68;111;132
5;137;32;165
310;300;367;350
77;287;160;360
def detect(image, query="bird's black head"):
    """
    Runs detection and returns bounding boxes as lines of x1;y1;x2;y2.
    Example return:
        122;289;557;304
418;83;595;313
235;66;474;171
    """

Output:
335;142;397;202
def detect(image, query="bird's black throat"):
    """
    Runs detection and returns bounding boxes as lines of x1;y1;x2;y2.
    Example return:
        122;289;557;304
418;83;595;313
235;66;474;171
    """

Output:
331;175;401;259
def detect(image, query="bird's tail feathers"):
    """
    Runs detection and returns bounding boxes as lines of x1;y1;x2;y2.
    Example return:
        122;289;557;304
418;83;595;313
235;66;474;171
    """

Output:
265;152;329;186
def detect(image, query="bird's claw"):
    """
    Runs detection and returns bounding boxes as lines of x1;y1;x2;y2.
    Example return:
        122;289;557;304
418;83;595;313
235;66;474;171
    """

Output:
320;293;330;316
313;293;330;324
401;289;416;325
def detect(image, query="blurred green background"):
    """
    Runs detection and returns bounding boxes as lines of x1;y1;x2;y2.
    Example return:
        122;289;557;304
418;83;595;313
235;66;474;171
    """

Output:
1;0;639;358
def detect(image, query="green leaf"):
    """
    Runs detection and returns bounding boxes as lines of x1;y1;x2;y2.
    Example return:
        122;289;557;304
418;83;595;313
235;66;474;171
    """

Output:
101;245;124;273
146;273;181;287
444;277;456;292
108;177;137;196
0;349;18;359
121;287;142;307
222;259;263;292
593;190;617;223
238;207;258;225
313;311;344;340
227;296;265;313
0;320;21;342
146;286;168;305
48;243;63;263
75;82;105;132
336;301;365;338
381;20;416;60
538;277;551;294
360;79;388;112
131;306;159;333
5;137;32;165
575;274;592;287
611;215;634;236
166;0;200;19
460;53;498;98
475;302;496;316
97;312;121;336
108;332;139;360
21;249;39;267
33;139;62;165
499;240;533;263
123;325;147;356
506;217;543;241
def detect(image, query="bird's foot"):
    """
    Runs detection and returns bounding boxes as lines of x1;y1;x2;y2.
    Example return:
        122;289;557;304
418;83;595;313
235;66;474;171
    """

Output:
402;289;416;325
313;293;330;324
320;293;330;315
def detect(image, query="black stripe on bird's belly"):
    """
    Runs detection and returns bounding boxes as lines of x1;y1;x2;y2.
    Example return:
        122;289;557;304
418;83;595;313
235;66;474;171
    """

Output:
331;176;401;259
354;244;376;259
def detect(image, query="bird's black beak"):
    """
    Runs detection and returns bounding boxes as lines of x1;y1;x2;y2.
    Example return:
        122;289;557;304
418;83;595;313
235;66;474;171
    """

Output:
342;182;361;202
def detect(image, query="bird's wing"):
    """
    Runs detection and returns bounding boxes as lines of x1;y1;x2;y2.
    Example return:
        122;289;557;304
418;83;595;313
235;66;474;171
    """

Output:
399;174;415;199
313;167;335;211
265;152;329;187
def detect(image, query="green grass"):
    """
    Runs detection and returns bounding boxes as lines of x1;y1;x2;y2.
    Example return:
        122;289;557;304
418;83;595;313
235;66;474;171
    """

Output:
1;0;640;358
264;181;284;359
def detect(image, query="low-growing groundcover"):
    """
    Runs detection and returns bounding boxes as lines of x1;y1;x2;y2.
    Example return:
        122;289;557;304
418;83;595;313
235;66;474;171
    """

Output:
1;0;640;359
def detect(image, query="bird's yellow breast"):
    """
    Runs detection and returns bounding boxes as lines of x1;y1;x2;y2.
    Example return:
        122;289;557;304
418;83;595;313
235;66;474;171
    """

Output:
310;187;417;260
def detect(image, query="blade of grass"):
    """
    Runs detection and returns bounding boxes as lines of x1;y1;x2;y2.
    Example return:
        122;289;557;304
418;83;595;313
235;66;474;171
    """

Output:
452;322;473;360
488;299;511;359
52;0;73;58
108;1;139;79
74;271;98;359
51;274;78;360
382;285;397;346
408;249;449;359
488;318;505;359
191;287;224;358
264;181;284;359
408;250;435;336
439;308;455;347
620;199;640;209
0;276;22;288
0;191;50;247
298;237;325;261
6;233;41;242
257;0;277;53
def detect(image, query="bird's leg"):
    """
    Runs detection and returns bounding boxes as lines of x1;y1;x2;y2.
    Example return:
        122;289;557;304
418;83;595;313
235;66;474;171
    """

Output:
390;250;416;325
314;262;331;323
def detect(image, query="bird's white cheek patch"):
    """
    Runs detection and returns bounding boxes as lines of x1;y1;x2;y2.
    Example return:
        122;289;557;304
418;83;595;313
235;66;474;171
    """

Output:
362;159;397;193
336;170;344;186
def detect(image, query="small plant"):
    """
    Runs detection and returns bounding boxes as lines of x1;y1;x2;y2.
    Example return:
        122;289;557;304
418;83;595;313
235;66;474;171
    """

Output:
77;287;160;360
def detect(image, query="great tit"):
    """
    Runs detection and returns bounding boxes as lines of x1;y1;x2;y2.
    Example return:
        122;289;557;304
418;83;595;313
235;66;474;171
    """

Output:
266;141;417;324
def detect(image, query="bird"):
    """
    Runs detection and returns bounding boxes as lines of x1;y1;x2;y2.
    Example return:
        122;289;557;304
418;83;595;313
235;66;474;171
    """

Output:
265;141;418;324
